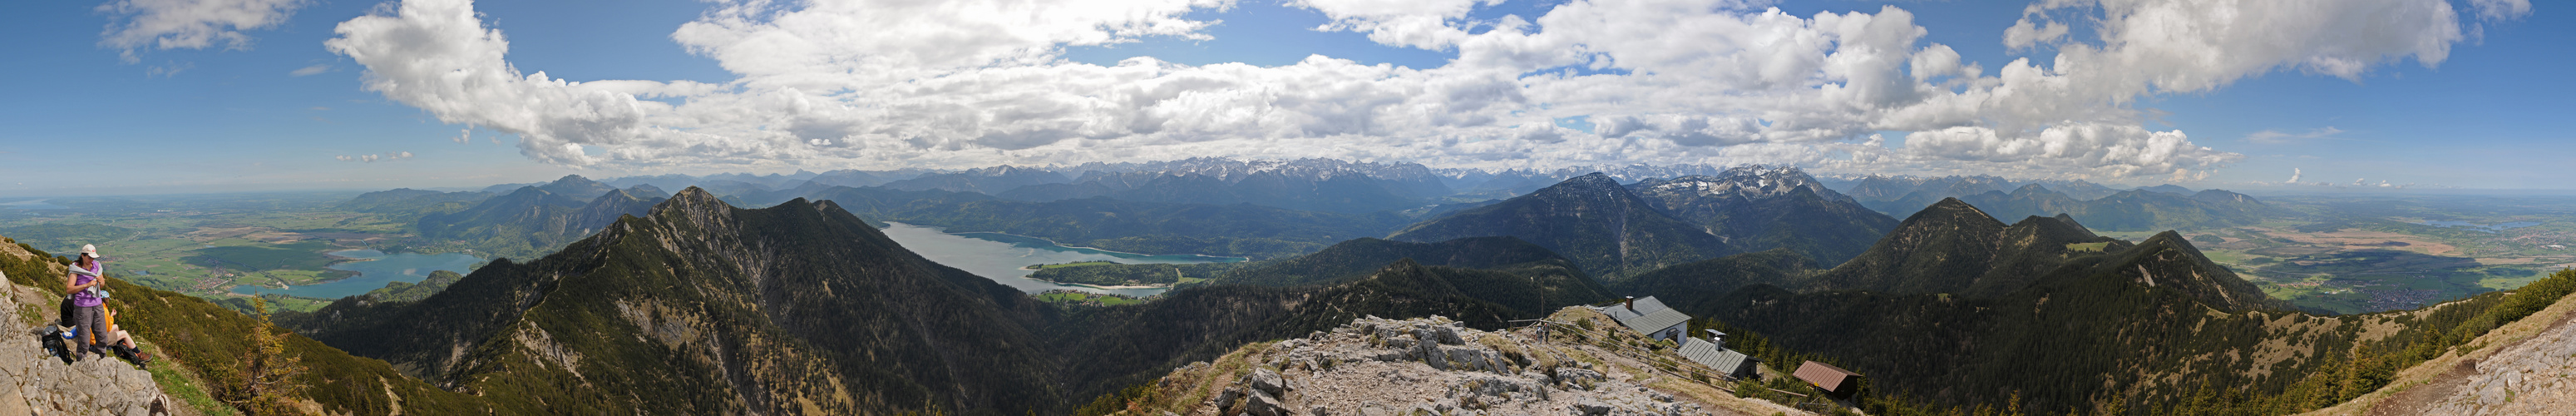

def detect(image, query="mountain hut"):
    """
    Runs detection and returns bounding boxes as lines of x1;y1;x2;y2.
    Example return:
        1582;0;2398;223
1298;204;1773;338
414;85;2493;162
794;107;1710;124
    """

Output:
1793;361;1863;398
1678;336;1759;380
1599;296;1690;343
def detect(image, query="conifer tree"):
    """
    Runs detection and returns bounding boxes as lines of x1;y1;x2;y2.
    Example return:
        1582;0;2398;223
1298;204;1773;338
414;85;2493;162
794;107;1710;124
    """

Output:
225;298;312;416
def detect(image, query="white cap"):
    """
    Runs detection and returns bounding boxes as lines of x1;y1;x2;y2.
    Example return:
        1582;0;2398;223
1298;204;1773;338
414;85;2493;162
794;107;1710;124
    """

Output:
80;245;98;259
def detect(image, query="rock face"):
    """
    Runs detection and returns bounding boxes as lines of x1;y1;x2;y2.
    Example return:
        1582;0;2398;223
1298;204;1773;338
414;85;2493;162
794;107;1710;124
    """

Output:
2371;295;2576;416
1157;314;1798;416
0;327;171;416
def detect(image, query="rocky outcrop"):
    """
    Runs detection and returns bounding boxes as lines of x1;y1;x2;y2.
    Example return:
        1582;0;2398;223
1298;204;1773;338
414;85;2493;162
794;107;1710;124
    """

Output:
1148;314;1805;416
0;327;171;416
2317;291;2576;416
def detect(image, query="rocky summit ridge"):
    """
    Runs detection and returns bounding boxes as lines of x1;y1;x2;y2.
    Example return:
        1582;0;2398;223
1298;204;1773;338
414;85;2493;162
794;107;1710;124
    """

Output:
1126;311;1806;416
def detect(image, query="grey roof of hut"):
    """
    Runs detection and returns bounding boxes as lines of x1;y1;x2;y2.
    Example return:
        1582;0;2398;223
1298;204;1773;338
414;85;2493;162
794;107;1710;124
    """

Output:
1616;308;1691;336
1677;338;1754;372
1601;296;1672;321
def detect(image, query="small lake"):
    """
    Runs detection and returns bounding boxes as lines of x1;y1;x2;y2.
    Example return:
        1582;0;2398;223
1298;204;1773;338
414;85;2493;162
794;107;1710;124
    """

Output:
231;250;484;299
2414;220;2543;234
877;222;1245;297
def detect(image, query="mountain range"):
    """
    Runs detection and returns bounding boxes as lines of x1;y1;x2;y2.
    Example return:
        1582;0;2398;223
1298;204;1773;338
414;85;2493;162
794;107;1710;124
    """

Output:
1388;172;1732;282
1957;185;2268;231
411;176;664;260
275;188;1616;414
1626;166;1897;265
1842;174;2266;231
24;165;2570;416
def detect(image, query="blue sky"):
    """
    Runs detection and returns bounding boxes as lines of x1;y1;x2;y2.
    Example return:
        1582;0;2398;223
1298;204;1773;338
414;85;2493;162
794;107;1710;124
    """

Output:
0;0;2564;196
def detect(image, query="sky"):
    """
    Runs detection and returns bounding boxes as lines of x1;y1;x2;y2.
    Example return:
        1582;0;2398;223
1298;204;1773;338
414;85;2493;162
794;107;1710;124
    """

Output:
0;0;2565;196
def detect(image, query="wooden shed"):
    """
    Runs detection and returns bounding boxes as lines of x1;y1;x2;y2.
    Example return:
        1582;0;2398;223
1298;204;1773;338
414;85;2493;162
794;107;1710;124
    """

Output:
1793;361;1863;397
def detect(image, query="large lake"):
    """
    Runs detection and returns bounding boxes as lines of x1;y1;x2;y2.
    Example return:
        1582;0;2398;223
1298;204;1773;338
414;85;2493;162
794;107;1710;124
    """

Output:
2414;220;2543;233
232;250;483;299
877;222;1245;297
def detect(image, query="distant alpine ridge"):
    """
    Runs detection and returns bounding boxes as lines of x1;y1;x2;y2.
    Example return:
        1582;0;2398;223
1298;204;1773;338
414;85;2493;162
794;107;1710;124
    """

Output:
1626;166;1897;265
1839;174;2266;231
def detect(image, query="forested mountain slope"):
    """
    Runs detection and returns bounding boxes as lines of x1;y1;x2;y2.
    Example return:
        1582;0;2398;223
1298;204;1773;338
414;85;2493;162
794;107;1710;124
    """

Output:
287;188;1067;414
1597;199;2557;415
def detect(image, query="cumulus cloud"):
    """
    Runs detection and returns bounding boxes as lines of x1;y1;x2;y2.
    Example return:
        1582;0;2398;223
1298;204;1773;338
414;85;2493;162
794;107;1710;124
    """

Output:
2287;167;2302;183
2001;17;2066;51
324;0;2499;181
97;0;310;62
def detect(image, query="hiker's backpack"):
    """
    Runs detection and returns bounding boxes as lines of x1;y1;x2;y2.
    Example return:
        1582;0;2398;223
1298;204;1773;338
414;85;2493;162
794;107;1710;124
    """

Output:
37;327;68;361
55;297;73;328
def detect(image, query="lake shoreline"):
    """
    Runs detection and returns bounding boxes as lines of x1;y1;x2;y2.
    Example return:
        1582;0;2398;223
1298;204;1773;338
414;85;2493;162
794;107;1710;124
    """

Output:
883;221;1249;262
876;222;1238;297
228;249;485;299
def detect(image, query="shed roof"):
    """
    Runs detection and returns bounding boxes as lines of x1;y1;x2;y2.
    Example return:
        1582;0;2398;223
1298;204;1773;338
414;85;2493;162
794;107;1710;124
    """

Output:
1794;361;1863;393
1617;308;1691;336
1678;338;1755;373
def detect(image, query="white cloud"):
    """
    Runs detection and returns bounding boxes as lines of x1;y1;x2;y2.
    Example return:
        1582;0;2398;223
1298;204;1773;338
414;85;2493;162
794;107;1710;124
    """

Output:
325;0;2498;181
2001;17;2066;51
2469;0;2533;21
97;0;310;62
2243;126;2345;144
1895;123;2241;180
2287;167;2301;183
289;64;330;77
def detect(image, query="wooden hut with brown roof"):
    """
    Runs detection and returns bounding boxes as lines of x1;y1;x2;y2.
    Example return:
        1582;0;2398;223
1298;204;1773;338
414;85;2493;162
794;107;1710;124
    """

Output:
1793;361;1863;397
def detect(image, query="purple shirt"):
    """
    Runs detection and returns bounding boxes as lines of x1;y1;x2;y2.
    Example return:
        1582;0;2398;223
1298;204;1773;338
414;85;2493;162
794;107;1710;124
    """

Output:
70;263;102;308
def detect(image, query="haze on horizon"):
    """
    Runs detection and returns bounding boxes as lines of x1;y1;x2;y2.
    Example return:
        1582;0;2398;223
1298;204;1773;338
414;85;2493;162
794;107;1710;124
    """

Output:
1;0;2568;197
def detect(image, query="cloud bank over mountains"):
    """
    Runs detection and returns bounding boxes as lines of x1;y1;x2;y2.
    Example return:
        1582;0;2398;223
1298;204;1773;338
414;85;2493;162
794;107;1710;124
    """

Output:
318;0;2519;180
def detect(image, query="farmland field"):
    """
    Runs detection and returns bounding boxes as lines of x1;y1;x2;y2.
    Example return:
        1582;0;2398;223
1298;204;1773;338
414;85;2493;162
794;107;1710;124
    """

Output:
2100;191;2576;314
0;191;459;311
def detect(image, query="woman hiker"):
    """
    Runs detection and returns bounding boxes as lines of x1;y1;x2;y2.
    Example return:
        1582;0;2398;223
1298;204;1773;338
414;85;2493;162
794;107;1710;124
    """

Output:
63;244;108;360
96;302;151;364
